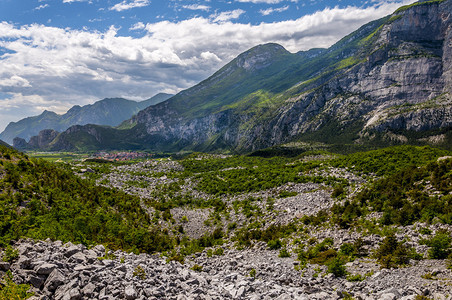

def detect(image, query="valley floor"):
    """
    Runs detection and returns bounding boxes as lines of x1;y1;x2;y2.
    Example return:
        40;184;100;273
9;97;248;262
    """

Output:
1;146;452;299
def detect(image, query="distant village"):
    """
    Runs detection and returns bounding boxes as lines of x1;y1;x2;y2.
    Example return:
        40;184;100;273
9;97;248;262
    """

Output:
90;151;150;161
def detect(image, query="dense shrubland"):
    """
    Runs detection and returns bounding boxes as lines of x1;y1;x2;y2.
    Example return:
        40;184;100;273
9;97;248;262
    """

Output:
0;144;172;253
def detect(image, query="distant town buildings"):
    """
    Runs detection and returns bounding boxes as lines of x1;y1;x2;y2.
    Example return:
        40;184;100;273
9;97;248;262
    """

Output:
90;151;150;161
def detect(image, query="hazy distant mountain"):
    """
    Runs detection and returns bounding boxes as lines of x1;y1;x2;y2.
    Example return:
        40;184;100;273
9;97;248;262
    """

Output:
21;0;452;152
0;93;172;144
0;139;9;147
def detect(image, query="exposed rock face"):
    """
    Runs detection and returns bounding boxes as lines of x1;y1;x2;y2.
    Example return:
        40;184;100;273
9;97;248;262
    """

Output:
131;0;452;152
12;137;28;149
27;129;59;149
13;129;60;150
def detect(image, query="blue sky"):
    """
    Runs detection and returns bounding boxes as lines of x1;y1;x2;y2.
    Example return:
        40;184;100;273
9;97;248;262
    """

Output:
0;0;414;132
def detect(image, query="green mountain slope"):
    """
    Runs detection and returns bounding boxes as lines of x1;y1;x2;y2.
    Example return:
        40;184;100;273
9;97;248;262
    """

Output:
0;144;172;252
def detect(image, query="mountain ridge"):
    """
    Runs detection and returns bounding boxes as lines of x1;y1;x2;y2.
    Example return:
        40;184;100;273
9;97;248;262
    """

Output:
1;93;173;145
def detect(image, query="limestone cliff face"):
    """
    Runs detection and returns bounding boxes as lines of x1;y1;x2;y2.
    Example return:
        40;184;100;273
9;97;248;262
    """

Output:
265;0;452;147
131;0;451;151
27;129;60;149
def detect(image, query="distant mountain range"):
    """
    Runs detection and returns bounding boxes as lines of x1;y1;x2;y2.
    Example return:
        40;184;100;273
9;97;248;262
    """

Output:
15;0;452;152
0;93;172;145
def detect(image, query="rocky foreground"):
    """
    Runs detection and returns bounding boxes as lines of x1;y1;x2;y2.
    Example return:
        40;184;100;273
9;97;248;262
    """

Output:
1;238;451;300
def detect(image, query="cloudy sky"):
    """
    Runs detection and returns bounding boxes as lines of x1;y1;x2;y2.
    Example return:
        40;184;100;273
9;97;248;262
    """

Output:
0;0;415;132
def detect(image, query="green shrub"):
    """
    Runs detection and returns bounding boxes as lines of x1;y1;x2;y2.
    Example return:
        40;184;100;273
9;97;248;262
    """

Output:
0;271;33;300
374;234;410;268
427;231;451;259
191;264;203;272
249;268;256;278
310;249;337;265
213;248;224;256
327;257;347;277
1;246;18;263
279;248;290;258
206;249;213;257
267;239;282;250
332;185;345;198
339;243;355;256
418;227;432;235
347;273;365;282
133;266;146;280
278;191;297;198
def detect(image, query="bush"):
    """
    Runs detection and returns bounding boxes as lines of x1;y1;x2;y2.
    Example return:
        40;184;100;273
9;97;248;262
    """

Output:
332;185;345;198
267;239;282;250
427;231;451;259
249;268;256;278
374;234;410;268
213;248;224;256
133;266;146;280
279;248;290;258
191;264;203;272
339;243;355;256
310;249;338;265
346;273;365;282
0;271;33;299
1;246;18;263
327;257;347;277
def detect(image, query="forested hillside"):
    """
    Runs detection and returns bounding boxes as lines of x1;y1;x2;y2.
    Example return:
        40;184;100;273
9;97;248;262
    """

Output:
0;144;171;253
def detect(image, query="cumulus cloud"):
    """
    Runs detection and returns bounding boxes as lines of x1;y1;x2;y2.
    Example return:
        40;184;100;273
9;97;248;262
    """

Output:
260;5;289;15
130;22;146;30
183;4;211;11
0;0;414;131
210;9;245;22
110;0;150;12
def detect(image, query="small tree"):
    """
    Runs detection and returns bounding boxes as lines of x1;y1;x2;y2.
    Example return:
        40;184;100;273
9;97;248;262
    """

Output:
428;231;451;259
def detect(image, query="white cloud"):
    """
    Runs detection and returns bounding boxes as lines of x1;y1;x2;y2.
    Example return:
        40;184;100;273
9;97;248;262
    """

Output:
260;5;289;15
63;0;87;3
183;4;211;11
110;0;150;12
0;76;31;88
0;0;414;131
236;0;297;3
210;9;245;22
130;22;146;30
0;93;72;132
34;4;49;10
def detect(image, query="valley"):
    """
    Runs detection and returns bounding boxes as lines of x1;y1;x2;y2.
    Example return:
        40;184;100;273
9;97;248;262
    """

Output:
1;144;452;299
0;0;451;299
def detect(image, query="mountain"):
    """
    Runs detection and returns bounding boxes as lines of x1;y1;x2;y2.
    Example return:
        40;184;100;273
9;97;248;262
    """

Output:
0;139;9;147
0;93;173;144
22;0;452;152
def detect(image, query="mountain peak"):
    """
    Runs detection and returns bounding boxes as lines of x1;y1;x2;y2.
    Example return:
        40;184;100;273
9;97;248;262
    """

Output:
235;43;289;71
